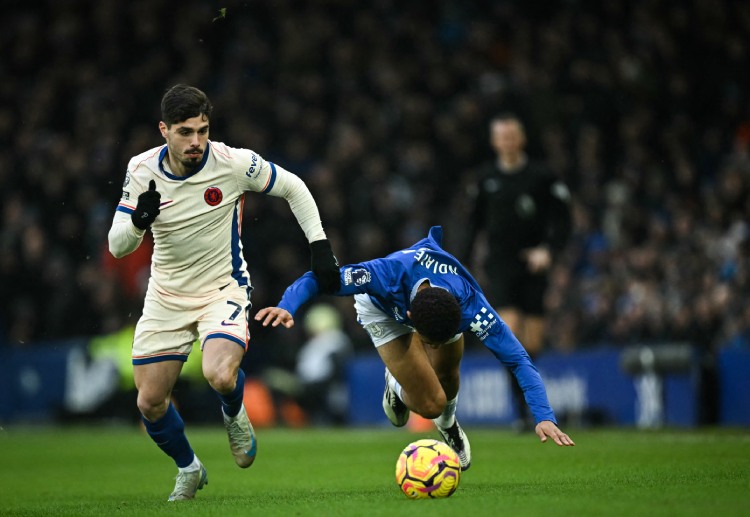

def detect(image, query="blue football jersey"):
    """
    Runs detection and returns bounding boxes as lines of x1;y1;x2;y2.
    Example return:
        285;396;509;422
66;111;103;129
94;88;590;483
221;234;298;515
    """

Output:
277;226;556;423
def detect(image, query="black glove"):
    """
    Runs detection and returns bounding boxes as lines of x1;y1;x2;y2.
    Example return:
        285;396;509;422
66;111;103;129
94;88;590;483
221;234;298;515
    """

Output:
131;180;161;230
310;239;340;294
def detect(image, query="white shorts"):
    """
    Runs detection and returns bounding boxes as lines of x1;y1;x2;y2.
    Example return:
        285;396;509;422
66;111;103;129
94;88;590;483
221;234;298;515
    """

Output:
353;294;463;348
132;284;252;365
354;294;413;347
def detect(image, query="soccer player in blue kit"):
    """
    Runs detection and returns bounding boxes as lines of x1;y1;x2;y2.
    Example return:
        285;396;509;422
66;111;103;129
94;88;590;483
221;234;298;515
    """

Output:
255;226;575;471
108;85;340;500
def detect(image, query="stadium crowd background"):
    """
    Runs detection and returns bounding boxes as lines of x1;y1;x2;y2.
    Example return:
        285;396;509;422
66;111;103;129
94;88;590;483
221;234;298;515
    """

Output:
2;0;749;384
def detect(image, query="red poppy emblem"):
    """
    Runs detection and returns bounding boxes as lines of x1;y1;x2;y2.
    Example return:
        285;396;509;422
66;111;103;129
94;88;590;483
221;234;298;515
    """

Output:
204;187;223;206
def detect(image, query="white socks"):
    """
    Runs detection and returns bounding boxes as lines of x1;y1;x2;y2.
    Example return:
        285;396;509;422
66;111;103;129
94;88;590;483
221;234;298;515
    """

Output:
178;454;201;473
432;396;458;429
387;370;404;400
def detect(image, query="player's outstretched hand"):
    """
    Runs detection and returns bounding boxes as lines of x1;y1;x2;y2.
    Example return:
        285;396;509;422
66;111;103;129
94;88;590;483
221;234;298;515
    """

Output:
535;420;576;446
310;239;341;294
132;180;161;230
254;307;295;329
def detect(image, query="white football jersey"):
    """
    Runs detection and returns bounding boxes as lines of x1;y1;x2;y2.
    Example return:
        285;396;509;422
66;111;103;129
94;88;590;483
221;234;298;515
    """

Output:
108;141;326;297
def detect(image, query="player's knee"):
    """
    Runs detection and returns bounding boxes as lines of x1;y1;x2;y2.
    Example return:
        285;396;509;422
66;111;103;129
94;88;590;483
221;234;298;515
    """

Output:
136;392;169;421
204;368;236;394
414;392;447;420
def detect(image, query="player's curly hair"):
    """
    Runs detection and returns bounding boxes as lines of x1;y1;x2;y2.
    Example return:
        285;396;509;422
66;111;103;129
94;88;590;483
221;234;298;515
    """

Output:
410;287;462;344
161;84;214;126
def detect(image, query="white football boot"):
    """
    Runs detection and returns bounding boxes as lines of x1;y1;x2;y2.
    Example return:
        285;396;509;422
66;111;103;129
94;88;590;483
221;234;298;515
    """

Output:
437;419;472;471
168;463;208;501
383;369;410;427
223;405;257;468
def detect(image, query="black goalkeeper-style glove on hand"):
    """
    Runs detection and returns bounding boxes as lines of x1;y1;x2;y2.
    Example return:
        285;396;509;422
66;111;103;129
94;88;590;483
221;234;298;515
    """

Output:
131;180;161;230
310;239;340;294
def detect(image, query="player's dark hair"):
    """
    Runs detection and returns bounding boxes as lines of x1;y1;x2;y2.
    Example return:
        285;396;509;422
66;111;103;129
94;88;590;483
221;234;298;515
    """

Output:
161;84;213;126
410;287;462;344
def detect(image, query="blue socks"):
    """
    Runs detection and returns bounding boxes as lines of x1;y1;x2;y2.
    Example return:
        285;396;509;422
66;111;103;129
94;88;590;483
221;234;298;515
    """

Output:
217;368;245;418
143;402;195;468
143;369;245;468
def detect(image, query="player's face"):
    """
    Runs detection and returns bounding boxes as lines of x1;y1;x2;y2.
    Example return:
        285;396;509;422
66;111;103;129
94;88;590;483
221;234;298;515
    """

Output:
160;115;210;173
490;120;525;156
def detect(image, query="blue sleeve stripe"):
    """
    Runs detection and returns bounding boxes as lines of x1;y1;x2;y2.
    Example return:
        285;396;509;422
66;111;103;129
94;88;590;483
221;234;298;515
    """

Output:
116;205;134;214
262;162;277;193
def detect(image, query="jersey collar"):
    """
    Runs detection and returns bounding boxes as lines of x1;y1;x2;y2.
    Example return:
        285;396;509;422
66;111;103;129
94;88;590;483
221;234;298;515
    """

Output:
158;142;211;180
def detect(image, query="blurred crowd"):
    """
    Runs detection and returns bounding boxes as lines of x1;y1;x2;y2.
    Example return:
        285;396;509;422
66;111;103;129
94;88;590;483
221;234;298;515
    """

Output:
2;0;749;369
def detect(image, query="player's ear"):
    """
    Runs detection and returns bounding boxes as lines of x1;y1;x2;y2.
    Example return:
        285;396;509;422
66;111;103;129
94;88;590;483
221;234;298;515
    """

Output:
406;310;412;319
158;121;168;138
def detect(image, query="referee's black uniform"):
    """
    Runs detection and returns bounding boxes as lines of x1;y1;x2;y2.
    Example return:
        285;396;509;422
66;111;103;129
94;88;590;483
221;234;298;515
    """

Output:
466;158;572;316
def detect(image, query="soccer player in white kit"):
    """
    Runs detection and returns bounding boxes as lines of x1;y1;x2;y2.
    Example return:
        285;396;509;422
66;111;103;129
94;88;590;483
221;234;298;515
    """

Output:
108;85;340;501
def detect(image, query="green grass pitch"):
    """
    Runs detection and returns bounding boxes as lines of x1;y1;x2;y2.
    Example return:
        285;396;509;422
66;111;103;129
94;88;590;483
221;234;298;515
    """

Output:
0;425;747;516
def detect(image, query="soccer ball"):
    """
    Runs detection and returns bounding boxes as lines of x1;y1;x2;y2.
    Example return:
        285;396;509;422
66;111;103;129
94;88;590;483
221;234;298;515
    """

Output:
395;439;461;499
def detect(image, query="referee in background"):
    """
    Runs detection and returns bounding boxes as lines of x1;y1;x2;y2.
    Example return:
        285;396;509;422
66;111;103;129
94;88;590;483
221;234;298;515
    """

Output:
465;113;572;430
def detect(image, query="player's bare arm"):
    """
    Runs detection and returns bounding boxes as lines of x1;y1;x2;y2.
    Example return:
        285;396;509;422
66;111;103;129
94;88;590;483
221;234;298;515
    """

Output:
254;307;295;328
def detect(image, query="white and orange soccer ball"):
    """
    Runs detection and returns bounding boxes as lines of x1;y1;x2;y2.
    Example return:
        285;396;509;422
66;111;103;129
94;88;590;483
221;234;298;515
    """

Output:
395;439;461;499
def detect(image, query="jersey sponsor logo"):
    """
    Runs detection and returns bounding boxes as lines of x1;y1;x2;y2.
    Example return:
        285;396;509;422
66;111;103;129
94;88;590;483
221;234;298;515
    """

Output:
122;190;130;200
552;181;571;202
413;249;458;275
485;178;500;192
123;171;130;187
469;307;496;340
246;153;260;178
204;186;223;206
515;194;536;218
344;267;371;286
